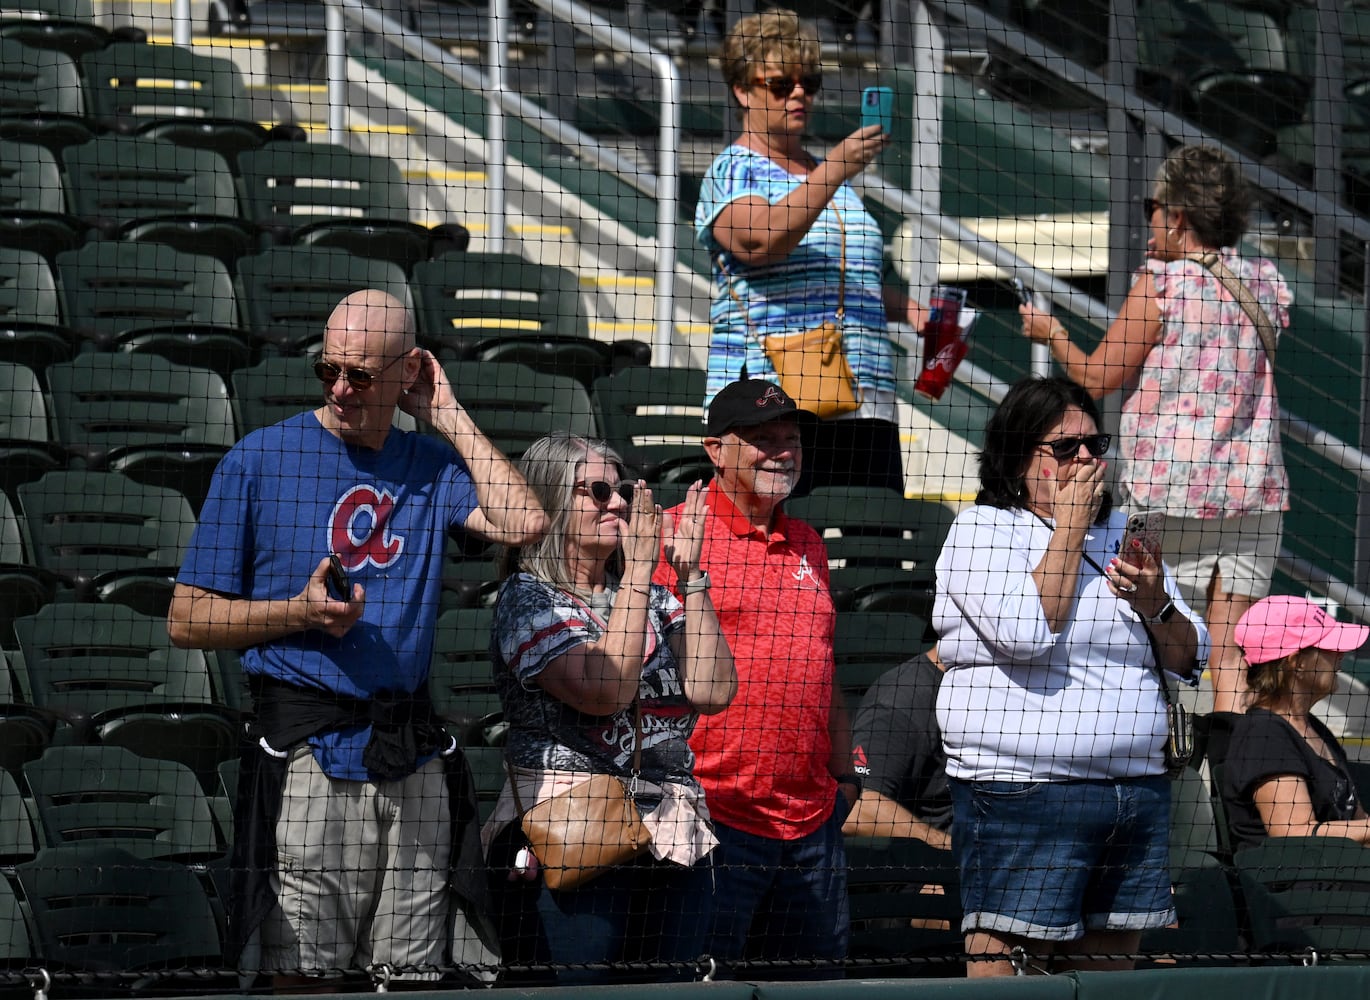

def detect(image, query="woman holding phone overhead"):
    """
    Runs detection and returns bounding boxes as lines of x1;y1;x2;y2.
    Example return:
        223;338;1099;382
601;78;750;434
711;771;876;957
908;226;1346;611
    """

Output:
934;376;1208;977
1019;144;1292;715
696;7;926;496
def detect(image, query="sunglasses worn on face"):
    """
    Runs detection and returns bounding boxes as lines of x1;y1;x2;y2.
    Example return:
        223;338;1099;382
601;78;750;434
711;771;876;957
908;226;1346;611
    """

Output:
1039;434;1111;462
578;480;635;505
1143;197;1166;219
754;73;822;98
314;354;406;391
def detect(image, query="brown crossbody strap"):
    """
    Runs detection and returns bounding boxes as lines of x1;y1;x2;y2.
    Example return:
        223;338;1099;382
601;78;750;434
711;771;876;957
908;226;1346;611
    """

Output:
506;699;643;818
1192;252;1278;365
723;204;846;348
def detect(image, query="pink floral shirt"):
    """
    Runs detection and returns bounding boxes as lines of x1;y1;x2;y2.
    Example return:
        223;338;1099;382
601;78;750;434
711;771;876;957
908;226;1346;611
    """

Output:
1119;249;1291;518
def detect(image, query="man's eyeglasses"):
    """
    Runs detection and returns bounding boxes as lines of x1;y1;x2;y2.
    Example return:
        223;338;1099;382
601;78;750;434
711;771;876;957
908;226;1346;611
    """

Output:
1142;197;1167;219
1038;434;1111;462
753;73;822;98
577;480;635;505
313;353;407;392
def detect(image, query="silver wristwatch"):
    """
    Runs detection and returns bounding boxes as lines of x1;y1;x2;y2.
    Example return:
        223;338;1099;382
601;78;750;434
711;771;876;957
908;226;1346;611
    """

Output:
680;572;712;596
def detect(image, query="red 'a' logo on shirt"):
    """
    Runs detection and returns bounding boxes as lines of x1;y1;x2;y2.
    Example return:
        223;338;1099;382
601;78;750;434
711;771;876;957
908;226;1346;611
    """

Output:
329;485;405;571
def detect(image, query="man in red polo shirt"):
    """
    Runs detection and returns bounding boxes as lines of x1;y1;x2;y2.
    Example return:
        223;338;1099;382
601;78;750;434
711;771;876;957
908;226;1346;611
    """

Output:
654;378;857;979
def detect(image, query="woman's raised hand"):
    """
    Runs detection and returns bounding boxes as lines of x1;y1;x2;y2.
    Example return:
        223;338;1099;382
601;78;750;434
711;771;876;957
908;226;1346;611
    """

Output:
1053;455;1107;539
621;479;662;572
828;124;889;182
662;481;707;583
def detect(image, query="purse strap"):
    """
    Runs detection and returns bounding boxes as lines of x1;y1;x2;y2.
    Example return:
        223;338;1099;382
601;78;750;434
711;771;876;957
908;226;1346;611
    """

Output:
722;204;846;350
505;699;644;818
1191;252;1278;365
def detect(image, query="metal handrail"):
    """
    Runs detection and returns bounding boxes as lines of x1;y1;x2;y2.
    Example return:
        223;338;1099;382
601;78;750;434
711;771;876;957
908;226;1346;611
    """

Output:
322;0;680;363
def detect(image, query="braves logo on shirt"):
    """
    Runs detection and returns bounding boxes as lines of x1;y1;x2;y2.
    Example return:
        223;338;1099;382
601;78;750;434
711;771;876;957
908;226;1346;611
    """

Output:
330;485;405;571
792;553;819;587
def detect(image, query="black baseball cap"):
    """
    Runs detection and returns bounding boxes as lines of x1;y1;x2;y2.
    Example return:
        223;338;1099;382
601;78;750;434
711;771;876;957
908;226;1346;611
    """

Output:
707;378;801;436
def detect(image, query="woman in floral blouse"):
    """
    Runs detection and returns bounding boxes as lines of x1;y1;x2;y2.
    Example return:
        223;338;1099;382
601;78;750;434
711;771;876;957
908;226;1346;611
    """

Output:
1019;143;1291;715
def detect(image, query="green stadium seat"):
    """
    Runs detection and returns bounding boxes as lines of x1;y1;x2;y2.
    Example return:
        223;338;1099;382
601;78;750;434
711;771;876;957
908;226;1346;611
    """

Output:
844;836;964;977
429;606;503;745
1234;834;1370;957
13;605;239;792
832;612;931;707
16;469;195;614
412;251;639;388
45;354;235;514
0;488;60;649
22;746;224;862
0;242;78;378
785;487;955;620
0;360;67;501
590;364;712;485
236;244;412;355
0;36;82;118
0;868;30;973
236;141;413;241
0;651;56;787
15;843;225;977
439;359;596;461
54;240;251;375
79;41;251;133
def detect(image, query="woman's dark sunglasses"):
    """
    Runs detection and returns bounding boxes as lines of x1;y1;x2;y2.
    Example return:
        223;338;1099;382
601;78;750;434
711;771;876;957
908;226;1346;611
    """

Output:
754;73;822;98
1142;197;1166;219
313;354;406;391
578;480;635;505
1039;434;1111;462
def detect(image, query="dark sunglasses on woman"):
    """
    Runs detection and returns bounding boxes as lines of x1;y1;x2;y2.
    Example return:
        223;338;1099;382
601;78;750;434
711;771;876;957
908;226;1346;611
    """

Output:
1040;434;1111;462
578;480;635;505
754;73;822;98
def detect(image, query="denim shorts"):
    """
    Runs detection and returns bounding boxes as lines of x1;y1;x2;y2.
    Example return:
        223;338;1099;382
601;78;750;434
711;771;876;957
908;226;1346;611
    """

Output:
949;776;1175;942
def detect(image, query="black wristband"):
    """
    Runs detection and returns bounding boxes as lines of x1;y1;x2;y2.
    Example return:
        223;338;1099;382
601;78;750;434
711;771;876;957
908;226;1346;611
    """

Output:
835;772;864;792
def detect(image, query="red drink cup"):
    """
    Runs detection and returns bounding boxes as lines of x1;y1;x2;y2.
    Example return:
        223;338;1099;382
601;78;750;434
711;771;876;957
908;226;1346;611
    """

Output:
914;334;969;401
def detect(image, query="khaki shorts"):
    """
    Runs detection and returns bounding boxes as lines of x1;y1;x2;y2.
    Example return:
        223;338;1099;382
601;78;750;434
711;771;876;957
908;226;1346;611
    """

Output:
260;749;451;980
1160;510;1283;614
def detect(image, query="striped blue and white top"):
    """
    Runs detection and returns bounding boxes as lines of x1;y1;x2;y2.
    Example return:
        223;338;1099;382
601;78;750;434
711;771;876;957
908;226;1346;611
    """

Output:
695;144;897;414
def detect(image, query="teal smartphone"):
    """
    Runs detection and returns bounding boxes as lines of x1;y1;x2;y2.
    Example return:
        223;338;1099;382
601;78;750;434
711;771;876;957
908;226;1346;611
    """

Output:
861;86;893;134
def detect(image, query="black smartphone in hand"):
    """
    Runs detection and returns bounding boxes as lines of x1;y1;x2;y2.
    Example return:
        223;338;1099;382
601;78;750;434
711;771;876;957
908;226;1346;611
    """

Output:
325;553;350;601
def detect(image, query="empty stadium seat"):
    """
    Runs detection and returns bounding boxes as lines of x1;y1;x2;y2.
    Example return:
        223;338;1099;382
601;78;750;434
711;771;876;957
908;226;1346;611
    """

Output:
0;36;83;118
0;766;38;867
590;364;711;484
844;836;964;977
0;488;60;648
0;360;66;500
54;240;250;375
0;869;29;974
236;141;414;241
46;353;235;513
0;649;56;783
79;41;251;133
236;244;412;355
15;843;225;978
429;606;503;745
22;745;224;862
1234;834;1370;958
784;487;955;620
411;251;636;388
832;612;931;707
0;242;77;377
16;469;195;613
12;604;239;790
439;359;597;461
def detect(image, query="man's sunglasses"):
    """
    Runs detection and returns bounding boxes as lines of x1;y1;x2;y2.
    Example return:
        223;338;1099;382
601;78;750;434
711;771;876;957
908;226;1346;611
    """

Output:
1142;197;1167;219
578;480;635;505
753;73;822;98
313;354;406;391
1039;434;1111;462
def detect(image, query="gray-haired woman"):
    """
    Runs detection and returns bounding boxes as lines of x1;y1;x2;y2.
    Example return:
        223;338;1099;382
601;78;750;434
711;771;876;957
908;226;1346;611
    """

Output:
481;432;735;984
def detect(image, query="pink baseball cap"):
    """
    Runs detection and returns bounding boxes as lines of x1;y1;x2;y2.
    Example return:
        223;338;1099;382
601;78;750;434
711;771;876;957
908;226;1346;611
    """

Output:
1234;595;1369;665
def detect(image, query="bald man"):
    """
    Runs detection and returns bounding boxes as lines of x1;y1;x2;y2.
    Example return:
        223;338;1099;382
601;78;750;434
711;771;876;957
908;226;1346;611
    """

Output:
169;290;547;989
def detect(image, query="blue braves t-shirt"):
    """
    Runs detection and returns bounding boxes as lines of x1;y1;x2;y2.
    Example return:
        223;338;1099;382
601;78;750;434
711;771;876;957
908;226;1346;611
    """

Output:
179;412;479;779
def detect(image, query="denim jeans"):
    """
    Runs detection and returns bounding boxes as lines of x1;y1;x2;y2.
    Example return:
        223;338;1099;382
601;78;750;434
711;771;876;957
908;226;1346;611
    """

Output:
685;790;852;980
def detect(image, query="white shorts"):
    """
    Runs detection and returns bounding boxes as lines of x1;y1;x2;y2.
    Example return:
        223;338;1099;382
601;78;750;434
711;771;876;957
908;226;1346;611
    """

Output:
260;749;451;980
1160;510;1283;613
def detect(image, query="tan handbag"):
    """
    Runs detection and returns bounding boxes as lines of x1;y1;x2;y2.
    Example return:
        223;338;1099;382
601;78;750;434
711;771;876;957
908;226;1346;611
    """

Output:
725;207;861;419
508;704;650;892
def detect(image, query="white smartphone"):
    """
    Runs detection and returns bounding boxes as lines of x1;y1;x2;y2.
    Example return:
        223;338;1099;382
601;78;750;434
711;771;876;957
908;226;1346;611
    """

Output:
1120;509;1165;560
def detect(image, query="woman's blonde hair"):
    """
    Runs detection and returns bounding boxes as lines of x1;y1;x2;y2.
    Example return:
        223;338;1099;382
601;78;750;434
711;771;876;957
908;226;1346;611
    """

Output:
498;432;626;593
720;8;820;101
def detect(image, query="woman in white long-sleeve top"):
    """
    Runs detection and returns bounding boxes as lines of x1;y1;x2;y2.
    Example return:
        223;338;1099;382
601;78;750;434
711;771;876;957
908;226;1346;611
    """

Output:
934;376;1210;978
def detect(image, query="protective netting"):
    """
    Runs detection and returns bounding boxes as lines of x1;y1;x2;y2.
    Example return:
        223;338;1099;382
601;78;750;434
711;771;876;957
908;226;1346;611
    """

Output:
1;0;1369;992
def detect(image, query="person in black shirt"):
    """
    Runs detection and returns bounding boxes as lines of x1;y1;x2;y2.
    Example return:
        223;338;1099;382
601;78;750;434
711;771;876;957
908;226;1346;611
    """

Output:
844;647;952;850
1219;596;1370;851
